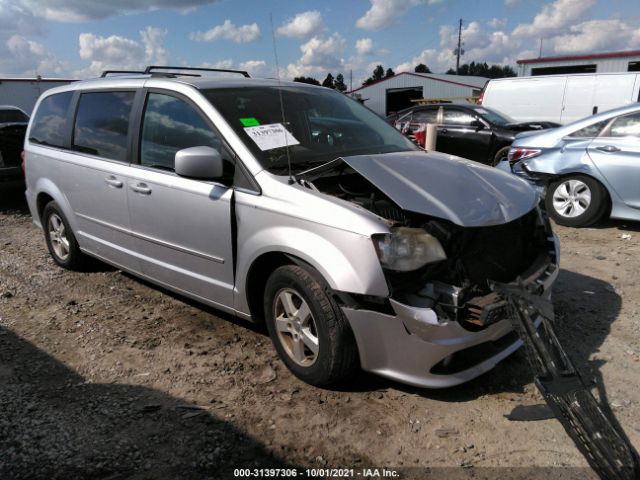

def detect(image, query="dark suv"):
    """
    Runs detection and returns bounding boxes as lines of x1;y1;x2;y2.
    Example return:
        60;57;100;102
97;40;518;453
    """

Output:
0;106;29;185
392;104;559;166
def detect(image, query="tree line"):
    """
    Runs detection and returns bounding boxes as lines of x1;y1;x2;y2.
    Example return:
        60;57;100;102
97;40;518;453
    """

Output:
294;61;515;90
293;73;348;91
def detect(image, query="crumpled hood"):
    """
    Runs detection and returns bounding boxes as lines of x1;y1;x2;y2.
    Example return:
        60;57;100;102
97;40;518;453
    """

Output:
341;151;538;227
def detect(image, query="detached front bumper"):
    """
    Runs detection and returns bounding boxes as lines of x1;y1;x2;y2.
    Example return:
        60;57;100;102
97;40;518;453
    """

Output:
342;235;560;389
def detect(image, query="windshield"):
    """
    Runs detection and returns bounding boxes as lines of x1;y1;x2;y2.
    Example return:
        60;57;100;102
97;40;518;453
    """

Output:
0;109;28;123
204;86;418;173
472;106;515;126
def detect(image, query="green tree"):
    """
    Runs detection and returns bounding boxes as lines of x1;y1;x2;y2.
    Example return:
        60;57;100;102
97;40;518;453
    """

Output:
384;68;395;78
335;73;347;92
446;62;516;79
414;63;431;73
322;73;335;89
293;76;321;85
362;65;385;86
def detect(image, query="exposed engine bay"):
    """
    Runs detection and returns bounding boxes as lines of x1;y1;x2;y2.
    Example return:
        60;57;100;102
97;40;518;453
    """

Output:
300;160;555;330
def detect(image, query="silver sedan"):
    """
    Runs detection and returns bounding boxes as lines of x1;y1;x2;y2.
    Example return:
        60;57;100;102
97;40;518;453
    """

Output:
508;103;640;227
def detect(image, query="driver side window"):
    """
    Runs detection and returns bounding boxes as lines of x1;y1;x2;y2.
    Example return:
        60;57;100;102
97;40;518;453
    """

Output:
140;93;223;170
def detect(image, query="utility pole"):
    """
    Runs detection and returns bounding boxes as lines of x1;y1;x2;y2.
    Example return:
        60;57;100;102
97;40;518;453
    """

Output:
539;38;543;58
455;18;463;74
349;69;352;92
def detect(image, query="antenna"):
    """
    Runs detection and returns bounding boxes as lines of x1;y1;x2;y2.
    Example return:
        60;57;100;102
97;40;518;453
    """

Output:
269;13;294;185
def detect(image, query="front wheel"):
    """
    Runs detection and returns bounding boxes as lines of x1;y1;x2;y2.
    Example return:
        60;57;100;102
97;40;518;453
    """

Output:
545;175;608;227
263;265;358;387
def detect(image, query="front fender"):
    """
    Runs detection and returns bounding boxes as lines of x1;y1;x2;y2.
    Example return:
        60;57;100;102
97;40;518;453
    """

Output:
235;224;389;316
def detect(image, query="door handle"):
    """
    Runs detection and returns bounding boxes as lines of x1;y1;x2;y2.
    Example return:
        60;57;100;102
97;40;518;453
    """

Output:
595;145;621;153
130;183;152;195
440;128;449;134
104;176;123;188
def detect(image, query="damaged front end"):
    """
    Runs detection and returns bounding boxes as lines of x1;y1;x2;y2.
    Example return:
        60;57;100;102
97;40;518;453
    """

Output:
299;152;559;388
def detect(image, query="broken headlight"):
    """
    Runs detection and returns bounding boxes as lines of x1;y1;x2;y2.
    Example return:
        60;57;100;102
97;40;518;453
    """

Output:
372;227;446;272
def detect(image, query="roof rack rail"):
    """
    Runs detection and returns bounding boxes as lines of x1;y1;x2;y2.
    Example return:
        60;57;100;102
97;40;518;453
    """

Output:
100;70;146;77
144;66;250;78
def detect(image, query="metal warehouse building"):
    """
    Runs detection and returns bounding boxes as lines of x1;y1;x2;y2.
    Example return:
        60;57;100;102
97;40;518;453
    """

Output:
348;72;488;117
0;78;76;114
517;50;640;77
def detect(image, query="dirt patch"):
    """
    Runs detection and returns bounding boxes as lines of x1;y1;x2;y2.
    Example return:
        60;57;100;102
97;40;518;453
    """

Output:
2;185;639;479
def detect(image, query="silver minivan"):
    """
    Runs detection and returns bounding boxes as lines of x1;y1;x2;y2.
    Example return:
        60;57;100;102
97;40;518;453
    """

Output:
24;67;559;388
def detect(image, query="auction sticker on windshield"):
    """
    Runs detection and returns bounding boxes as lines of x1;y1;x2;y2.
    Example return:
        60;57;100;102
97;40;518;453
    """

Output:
244;123;300;151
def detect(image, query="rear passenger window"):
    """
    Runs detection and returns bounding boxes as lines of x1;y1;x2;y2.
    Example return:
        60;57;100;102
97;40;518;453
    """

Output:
72;91;135;161
29;92;73;148
608;113;640;138
139;93;222;170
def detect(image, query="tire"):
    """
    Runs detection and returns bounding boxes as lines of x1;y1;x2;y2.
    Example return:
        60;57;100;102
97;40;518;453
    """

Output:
545;175;608;227
263;264;359;387
492;146;510;167
42;201;90;270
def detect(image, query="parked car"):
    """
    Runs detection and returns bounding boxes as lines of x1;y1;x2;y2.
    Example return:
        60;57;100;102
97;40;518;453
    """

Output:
480;72;640;125
0;106;29;185
509;103;640;227
392;104;559;165
25;67;558;389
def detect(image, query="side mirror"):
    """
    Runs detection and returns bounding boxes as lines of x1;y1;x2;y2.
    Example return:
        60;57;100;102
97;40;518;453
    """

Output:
472;119;485;130
175;146;224;180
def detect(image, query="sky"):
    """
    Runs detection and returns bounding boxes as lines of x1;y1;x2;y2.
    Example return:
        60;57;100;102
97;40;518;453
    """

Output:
1;0;640;85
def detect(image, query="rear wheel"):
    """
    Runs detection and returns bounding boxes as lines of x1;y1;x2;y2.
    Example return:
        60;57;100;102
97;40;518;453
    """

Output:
263;264;358;386
545;175;608;227
492;146;510;166
42;201;90;270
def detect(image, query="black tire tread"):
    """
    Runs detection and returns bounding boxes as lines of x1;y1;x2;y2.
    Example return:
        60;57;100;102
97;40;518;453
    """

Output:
264;264;359;387
492;146;511;166
545;175;608;227
42;201;91;271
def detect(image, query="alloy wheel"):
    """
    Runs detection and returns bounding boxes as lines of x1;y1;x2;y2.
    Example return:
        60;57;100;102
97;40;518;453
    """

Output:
273;288;319;367
47;213;70;261
552;179;592;218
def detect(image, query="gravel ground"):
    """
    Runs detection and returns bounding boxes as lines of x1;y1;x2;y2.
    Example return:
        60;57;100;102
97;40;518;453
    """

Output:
1;184;640;479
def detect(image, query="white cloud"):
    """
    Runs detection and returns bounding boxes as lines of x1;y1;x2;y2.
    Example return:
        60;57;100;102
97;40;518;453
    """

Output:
550;19;640;54
356;0;424;31
488;17;507;29
0;0;62;76
140;26;168;65
394;0;640;76
8;34;45;57
276;10;323;38
355;38;375;56
3;34;67;76
504;0;519;7
286;33;346;78
201;59;269;77
76;26;168;77
395;48;448;74
512;0;595;39
17;0;220;22
190;19;260;43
